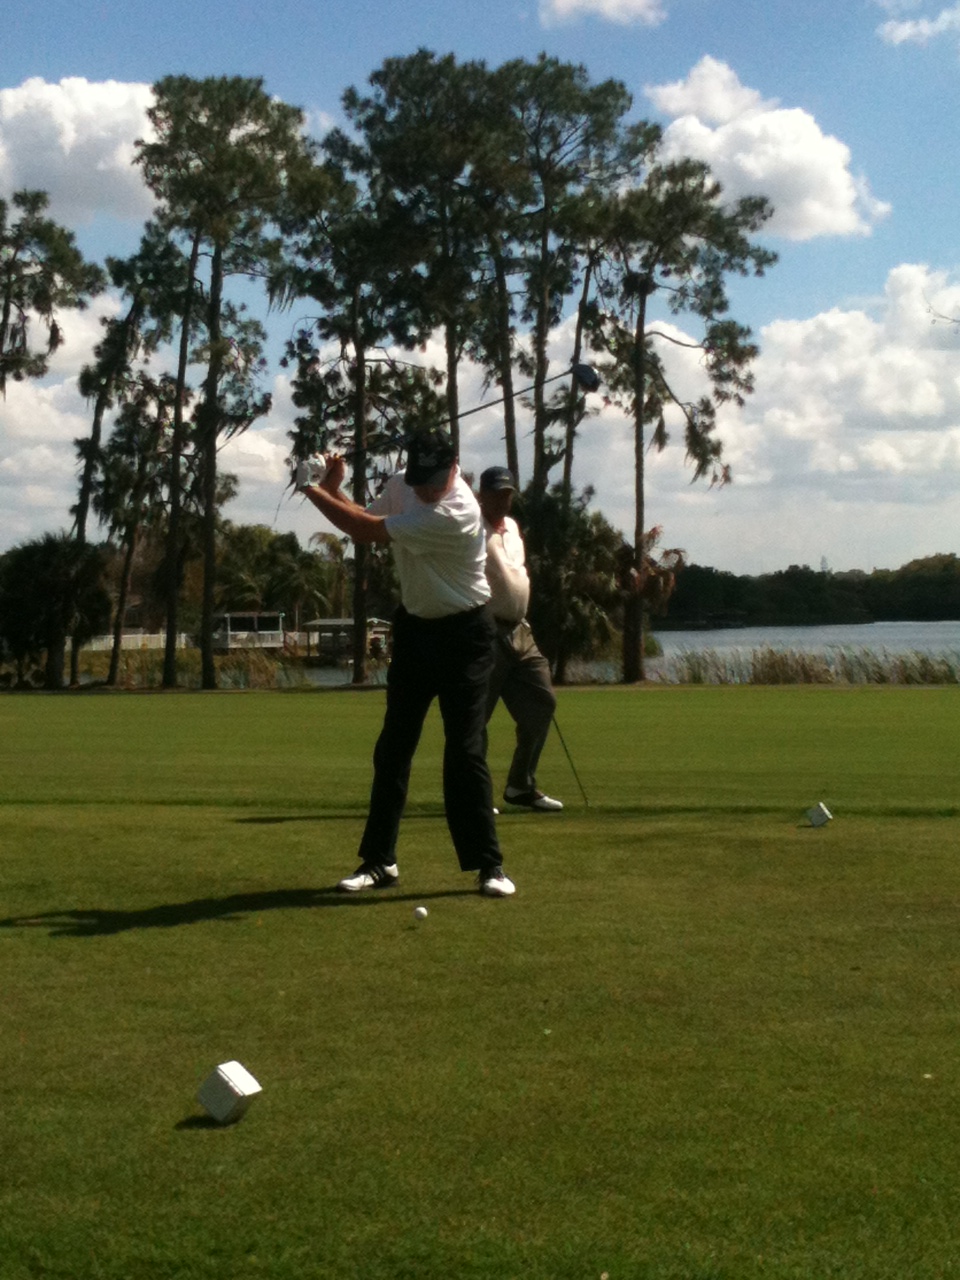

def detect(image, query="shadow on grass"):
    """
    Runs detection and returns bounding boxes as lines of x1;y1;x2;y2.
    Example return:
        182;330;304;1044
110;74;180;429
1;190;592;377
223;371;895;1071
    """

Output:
175;1115;225;1131
0;886;474;937
235;812;448;825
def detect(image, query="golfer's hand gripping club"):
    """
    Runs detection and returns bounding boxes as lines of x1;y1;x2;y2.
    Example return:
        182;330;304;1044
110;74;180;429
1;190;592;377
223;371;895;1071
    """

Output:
295;454;328;491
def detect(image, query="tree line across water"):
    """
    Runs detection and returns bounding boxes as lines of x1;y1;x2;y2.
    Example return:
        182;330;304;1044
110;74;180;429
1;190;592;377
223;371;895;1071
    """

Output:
664;556;960;629
1;52;780;688
5;507;957;690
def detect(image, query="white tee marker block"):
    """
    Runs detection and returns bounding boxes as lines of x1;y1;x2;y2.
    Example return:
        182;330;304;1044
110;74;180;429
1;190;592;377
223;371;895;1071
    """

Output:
805;802;833;828
197;1060;262;1125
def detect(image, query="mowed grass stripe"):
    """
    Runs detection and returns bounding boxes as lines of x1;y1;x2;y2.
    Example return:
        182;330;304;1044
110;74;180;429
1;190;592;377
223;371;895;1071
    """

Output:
3;684;960;813
1;687;960;1278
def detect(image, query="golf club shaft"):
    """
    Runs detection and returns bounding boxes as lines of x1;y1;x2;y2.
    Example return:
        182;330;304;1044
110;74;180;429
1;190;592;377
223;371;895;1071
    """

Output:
436;370;569;429
552;715;590;807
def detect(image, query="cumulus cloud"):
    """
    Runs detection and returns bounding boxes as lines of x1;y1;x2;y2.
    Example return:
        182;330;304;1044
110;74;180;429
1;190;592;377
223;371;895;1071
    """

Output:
0;77;155;224
527;262;960;570
719;264;960;519
877;2;960;44
645;57;891;241
540;0;666;26
0;379;90;542
646;56;773;124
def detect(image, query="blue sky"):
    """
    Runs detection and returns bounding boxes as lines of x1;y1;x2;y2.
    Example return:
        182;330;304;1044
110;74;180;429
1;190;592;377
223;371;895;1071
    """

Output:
2;0;960;573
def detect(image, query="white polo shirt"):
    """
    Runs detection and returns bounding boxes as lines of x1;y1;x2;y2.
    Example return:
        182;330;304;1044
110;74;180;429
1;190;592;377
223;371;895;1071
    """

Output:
483;515;530;625
370;469;491;619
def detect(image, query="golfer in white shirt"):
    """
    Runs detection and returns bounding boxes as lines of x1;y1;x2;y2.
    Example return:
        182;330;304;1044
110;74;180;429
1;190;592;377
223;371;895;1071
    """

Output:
300;429;515;898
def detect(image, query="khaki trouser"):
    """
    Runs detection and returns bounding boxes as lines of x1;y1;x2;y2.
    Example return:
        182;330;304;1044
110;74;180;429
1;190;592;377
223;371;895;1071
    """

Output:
484;619;557;794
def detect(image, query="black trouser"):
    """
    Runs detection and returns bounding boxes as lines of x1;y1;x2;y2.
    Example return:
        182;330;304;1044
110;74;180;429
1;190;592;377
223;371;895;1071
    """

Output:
357;604;501;874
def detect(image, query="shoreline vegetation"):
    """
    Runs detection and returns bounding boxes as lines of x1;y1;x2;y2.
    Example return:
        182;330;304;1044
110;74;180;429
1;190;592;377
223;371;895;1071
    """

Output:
654;646;960;686
4;638;960;690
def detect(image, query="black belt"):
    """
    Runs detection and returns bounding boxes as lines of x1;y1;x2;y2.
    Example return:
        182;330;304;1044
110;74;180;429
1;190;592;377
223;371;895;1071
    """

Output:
400;603;487;625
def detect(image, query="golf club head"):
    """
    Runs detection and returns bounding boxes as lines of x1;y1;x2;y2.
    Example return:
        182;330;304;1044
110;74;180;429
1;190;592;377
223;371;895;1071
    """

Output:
571;363;601;393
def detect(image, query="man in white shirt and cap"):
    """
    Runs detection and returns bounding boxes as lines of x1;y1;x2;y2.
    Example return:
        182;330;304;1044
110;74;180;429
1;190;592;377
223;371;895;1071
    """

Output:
299;430;515;897
478;465;563;813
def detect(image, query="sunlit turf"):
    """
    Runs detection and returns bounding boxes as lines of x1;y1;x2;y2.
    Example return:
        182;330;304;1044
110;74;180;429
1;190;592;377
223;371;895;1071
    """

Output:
2;686;960;1279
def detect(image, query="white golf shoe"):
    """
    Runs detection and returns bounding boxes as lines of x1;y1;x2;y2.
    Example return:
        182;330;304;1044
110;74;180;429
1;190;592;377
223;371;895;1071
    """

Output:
503;787;563;812
337;862;399;892
478;867;516;897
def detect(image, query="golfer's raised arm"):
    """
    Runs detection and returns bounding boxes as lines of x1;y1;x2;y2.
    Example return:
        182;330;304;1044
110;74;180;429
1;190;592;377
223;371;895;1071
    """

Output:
301;482;390;545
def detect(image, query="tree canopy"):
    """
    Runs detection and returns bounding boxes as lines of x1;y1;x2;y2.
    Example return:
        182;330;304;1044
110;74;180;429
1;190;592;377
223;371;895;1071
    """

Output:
3;56;779;687
0;189;104;397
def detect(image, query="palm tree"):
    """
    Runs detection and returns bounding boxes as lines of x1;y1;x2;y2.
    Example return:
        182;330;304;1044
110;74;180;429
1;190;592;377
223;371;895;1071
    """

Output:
0;534;110;689
93;373;174;685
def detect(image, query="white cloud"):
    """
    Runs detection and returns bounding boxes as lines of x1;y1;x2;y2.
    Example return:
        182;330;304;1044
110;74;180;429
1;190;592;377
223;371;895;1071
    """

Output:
303;108;337;141
0;77;155;224
645;57;891;241
720;265;960;515
535;262;960;570
540;0;665;26
877;2;960;44
0;382;89;542
646;57;774;124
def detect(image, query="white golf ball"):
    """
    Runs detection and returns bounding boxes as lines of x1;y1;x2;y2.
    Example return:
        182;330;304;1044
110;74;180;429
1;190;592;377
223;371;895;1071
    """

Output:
413;906;428;920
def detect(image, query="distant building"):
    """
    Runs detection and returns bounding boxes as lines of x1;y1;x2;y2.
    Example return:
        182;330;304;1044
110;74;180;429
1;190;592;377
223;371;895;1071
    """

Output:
303;617;391;660
211;613;285;651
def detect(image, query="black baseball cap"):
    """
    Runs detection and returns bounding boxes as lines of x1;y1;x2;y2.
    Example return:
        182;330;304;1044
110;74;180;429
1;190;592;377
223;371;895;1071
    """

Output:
479;466;516;492
404;429;457;486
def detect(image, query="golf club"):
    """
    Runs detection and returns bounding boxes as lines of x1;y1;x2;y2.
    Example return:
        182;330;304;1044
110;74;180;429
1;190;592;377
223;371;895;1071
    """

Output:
287;361;601;501
437;362;601;428
552;714;590;808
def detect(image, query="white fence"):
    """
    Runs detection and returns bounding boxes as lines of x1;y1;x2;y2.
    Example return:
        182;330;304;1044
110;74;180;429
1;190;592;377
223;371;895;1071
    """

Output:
80;624;391;655
211;629;285;651
80;632;191;652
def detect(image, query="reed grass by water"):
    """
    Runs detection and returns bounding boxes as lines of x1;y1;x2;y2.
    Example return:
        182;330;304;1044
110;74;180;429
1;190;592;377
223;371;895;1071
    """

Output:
6;630;960;690
667;645;960;685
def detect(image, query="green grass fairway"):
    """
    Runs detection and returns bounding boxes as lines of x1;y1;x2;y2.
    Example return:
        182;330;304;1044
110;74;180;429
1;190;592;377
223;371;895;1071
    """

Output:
2;686;960;1279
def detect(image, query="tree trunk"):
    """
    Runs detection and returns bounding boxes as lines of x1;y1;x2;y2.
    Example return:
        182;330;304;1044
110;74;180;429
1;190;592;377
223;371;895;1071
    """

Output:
444;318;460;456
622;289;649;684
530;217;553;494
554;646;569;686
490;238;520;484
69;629;84;689
44;630;67;690
199;243;225;691
108;527;139;687
561;255;595;506
163;230;201;688
71;383;113;686
351;309;368;686
73;295;142;548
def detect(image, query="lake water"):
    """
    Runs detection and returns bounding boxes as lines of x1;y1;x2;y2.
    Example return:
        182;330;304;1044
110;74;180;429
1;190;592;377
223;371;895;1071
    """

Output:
303;620;960;687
